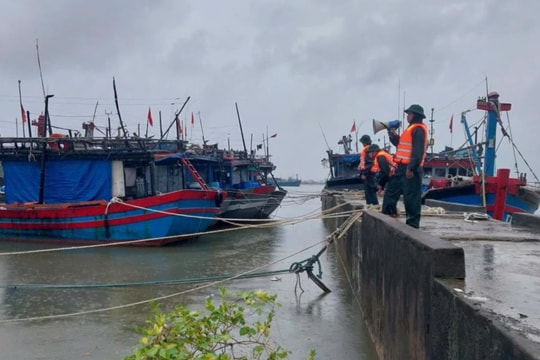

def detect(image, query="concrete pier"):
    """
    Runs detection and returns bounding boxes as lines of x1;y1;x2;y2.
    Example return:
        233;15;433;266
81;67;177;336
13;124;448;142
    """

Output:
321;192;540;360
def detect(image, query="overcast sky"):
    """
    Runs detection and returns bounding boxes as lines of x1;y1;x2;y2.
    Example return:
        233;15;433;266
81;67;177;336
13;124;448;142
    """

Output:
1;0;539;182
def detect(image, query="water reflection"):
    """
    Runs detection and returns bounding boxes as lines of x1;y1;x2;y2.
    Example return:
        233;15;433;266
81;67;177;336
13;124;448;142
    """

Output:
0;185;378;359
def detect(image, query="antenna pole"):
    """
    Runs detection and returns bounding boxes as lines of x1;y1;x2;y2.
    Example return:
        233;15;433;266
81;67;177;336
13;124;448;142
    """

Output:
235;102;248;156
198;112;207;145
35;38;46;100
429;108;435;154
112;77;128;139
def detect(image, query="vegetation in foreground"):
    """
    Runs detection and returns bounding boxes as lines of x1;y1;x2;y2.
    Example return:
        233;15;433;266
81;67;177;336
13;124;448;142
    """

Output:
125;288;316;360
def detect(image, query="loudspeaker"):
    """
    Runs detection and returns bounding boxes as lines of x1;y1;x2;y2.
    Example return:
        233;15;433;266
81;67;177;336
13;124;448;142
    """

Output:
372;119;401;134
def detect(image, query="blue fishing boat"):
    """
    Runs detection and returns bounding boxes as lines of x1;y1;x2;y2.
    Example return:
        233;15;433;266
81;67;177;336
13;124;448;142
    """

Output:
422;91;540;220
169;146;287;220
0;135;224;246
323;134;364;191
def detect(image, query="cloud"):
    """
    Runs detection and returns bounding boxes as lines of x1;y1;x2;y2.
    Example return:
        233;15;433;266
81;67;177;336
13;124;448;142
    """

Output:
0;0;539;182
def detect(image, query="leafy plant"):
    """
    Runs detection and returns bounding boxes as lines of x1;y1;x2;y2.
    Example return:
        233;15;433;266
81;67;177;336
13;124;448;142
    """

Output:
125;288;316;360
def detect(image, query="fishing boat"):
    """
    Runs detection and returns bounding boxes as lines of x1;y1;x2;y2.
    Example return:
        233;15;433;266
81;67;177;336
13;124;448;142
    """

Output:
0;116;224;246
422;92;540;219
322;134;364;191
175;145;287;220
268;175;302;187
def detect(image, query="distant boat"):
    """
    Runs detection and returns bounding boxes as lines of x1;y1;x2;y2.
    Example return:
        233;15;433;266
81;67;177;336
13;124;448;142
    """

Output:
269;175;302;187
0;133;223;246
169;146;287;220
323;134;364;191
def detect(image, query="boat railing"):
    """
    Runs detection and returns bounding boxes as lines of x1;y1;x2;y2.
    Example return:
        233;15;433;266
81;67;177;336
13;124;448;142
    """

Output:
0;136;187;156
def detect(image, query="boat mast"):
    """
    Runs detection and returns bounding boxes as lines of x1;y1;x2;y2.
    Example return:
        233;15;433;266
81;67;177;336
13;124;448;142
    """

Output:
235;102;248;156
428;108;434;155
460;112;482;175
38;94;54;204
477;92;511;177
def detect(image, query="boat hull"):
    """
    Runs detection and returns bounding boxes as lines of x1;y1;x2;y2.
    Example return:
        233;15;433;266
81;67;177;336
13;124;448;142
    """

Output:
219;186;287;219
0;189;222;246
422;184;540;220
324;176;364;191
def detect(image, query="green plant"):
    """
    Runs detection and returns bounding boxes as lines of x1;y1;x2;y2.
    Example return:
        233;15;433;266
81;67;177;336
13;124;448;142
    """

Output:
125;288;316;360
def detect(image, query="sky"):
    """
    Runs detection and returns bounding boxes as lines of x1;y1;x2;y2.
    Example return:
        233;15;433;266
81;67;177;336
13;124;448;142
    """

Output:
1;0;539;182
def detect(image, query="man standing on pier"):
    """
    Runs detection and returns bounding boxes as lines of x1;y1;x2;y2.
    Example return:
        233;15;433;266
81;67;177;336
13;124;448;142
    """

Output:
358;134;378;205
382;104;428;228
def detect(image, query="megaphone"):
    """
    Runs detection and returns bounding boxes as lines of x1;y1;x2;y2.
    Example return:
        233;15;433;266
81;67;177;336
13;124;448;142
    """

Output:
373;119;402;134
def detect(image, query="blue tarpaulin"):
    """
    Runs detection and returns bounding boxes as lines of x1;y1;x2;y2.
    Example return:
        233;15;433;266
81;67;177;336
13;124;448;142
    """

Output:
3;160;112;204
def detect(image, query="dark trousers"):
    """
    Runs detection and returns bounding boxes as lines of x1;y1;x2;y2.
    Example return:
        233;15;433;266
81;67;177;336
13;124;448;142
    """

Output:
364;174;379;205
382;165;423;228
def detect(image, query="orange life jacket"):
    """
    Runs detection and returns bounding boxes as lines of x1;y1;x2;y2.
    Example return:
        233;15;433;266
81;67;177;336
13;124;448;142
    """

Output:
371;150;397;176
358;144;369;170
394;123;428;167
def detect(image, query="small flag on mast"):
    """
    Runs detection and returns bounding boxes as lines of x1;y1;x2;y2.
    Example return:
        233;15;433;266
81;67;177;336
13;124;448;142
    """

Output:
350;121;356;133
449;114;453;134
147;107;153;127
270;133;277;138
20;104;27;123
177;117;182;135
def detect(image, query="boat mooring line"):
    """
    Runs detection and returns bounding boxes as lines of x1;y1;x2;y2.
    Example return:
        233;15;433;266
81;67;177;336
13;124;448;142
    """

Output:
0;269;292;290
0;209;362;323
0;202;352;256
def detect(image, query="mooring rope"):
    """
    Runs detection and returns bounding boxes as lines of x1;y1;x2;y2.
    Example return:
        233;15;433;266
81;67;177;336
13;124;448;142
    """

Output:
0;206;363;323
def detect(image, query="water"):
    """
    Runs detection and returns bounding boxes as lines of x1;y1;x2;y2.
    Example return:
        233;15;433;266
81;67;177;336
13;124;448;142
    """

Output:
0;184;378;359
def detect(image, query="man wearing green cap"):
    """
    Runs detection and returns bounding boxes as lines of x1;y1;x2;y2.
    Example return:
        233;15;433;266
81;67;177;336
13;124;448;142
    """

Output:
382;104;428;228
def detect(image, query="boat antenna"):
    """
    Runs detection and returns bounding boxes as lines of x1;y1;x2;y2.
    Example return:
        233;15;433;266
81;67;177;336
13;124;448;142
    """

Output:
428;108;434;154
105;110;112;138
318;122;331;151
112;77;128;139
92;101;99;123
38;94;54;204
198;111;207;145
235;102;248;156
161;96;190;140
35;38;46;100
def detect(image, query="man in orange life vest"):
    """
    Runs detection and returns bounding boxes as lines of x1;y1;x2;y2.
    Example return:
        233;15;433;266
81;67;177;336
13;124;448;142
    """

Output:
382;104;428;228
358;134;378;205
366;144;397;211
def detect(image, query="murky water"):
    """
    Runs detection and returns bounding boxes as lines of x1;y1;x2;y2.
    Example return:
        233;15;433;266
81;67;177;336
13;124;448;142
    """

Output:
0;184;378;359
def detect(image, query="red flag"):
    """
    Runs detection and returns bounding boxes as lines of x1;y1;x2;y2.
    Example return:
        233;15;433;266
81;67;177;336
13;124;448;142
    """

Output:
350;121;356;133
20;104;27;123
191;112;195;126
147;107;153;127
177;117;183;135
449;114;453;134
270;133;277;138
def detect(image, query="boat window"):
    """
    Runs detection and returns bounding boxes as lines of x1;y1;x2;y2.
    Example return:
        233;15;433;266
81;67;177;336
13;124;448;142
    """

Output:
434;168;447;177
459;168;473;176
448;168;457;177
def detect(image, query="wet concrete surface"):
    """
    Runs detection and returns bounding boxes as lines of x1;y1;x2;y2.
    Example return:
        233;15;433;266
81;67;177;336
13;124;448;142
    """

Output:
420;212;540;344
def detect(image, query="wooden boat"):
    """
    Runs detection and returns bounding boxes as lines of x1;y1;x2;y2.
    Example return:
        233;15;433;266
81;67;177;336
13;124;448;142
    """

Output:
268;175;302;187
0;134;224;246
164;145;287;220
422;92;540;219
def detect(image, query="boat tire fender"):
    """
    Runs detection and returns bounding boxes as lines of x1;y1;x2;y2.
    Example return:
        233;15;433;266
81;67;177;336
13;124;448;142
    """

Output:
215;191;224;207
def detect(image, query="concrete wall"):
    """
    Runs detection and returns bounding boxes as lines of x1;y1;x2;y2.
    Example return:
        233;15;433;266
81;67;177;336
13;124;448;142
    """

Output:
321;193;540;360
